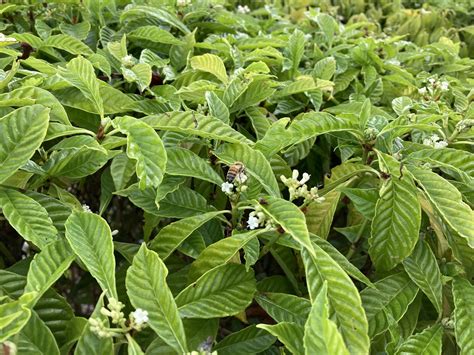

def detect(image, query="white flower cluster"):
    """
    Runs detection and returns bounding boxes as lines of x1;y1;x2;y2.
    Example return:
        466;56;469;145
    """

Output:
418;77;449;97
177;0;191;6
0;33;16;44
237;5;251;14
455;119;474;133
82;204;92;213
422;134;448;149
89;297;149;338
247;204;274;230
280;170;325;204
221;171;248;196
100;297;126;325
121;54;136;68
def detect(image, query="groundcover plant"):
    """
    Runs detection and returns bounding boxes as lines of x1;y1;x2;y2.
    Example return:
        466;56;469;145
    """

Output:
0;0;473;354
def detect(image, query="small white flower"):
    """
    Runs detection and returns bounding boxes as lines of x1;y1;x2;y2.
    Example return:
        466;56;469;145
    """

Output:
235;172;248;184
111;229;119;236
132;309;149;325
121;54;136;67
418;87;427;95
300;173;310;185
221;182;234;194
292;169;299;180
237;5;250;14
176;0;190;6
440;81;449;91
386;59;400;66
0;33;16;43
247;214;260;230
428;78;436;85
82;204;92;213
434;140;448;149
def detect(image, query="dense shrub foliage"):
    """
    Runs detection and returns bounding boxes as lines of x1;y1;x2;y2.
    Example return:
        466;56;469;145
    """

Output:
0;1;473;354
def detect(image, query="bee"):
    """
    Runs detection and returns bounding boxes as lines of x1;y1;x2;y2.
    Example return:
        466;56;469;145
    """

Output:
226;161;246;183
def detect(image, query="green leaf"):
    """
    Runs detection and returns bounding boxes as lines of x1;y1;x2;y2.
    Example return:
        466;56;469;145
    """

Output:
257;322;304;354
166;147;223;185
0;293;36;343
213;325;276;354
45;146;109;179
110;153;136;191
175;263;256;318
395;324;442;355
143;111;252;145
113;116;167;190
301;243;370;354
452;278;474;355
409;167;474;248
191;54;228;84
43;34;93;55
340;187;378;219
286;112;361;147
214;144;280;197
126;244;188;354
205;91;229;124
369;174;421;271
75;293;113;355
407;148;474;184
361;272;418;338
403;240;443;315
305;189;341;239
58;56;104;117
304;282;349;355
258;196;312;252
127;334;145;355
129;25;183;45
312;235;373;287
150;211;227;259
288;29;305;76
65;211;117;299
0;105;50;183
17;311;60;355
120;5;190;34
255;293;311;325
0;188;58;249
313;56;336;80
25;239;75;301
0;86;69;125
188;229;263;282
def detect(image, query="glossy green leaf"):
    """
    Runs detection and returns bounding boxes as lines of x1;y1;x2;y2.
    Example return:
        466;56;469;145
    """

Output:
255;292;311;325
409;167;474;249
0;187;58;249
361;272;418;338
25;239;75;300
213;325;275;354
150;211;227;259
143;112;252;144
175;263;256;318
0;105;50;183
126;244;188;354
58;56;103;117
17;311;60;355
369;174;421;271
301;243;370;354
395;324;442;355
304;282;349;355
403;240;443;315
452;278;474;355
166;147;223;185
113;116;167;190
65;211;117;299
258;196;312;252
257;322;304;354
191;54;228;84
189;229;263;282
